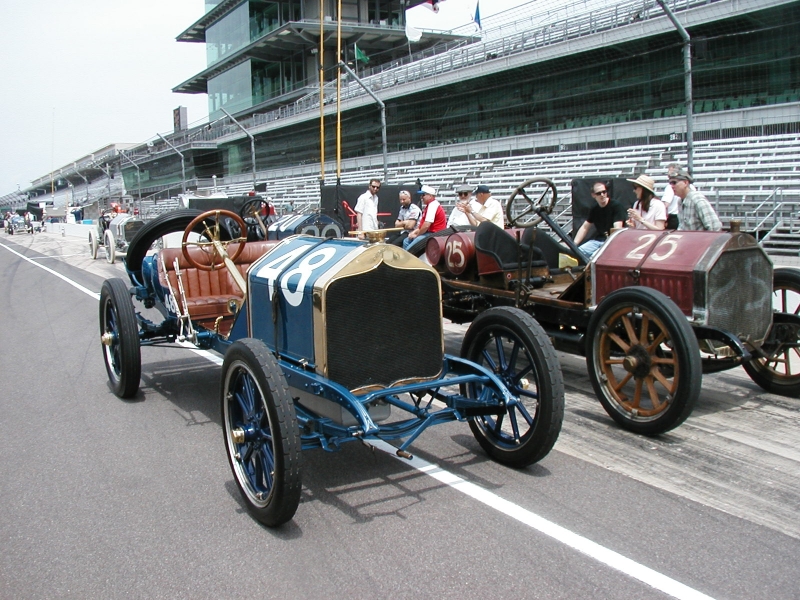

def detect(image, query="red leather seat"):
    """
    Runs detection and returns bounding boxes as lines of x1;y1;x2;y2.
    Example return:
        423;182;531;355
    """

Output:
158;241;277;322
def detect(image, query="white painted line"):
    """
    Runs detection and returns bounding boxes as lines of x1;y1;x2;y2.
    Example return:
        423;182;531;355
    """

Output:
4;240;716;600
370;439;715;600
0;242;100;300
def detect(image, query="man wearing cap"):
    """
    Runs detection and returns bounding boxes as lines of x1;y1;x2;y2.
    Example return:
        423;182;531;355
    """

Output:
670;167;722;231
389;189;422;246
355;178;381;232
626;174;666;231
458;185;505;228
404;185;447;251
448;184;478;227
573;181;627;257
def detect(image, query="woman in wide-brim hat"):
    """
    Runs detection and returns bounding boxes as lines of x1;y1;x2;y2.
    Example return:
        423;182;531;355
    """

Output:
626;174;666;231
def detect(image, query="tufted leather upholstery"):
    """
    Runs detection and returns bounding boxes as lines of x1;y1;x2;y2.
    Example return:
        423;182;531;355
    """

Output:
158;241;277;321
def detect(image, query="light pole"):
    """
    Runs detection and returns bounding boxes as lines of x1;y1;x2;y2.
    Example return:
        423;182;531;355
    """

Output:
655;0;694;172
220;108;258;190
156;133;187;194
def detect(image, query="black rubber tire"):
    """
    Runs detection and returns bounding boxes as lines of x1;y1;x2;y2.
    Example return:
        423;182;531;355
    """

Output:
461;307;564;467
586;287;701;435
89;230;98;260
99;278;142;399
743;267;800;396
124;209;206;276
222;339;302;527
104;229;116;263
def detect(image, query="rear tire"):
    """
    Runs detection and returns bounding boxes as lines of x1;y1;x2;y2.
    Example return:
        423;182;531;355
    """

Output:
124;209;206;276
743;268;800;396
461;307;564;467
89;230;98;259
222;339;302;527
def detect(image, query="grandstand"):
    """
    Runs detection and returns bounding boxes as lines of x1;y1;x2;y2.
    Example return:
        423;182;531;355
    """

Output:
7;0;800;255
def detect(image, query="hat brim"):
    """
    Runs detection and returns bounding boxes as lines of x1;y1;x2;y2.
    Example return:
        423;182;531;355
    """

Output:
626;178;655;194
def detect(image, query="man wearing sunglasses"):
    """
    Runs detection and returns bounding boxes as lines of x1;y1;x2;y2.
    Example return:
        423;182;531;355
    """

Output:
355;178;382;232
448;184;478;227
573;181;627;257
670;167;722;231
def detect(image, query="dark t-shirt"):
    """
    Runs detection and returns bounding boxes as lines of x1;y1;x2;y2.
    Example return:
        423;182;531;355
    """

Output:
587;199;627;240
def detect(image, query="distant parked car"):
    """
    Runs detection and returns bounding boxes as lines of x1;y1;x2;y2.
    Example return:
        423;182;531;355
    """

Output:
5;216;27;235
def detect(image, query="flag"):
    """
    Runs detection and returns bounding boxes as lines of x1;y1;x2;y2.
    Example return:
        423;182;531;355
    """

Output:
474;1;481;29
354;44;369;64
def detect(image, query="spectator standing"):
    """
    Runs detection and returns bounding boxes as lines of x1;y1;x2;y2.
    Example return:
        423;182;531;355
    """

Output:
404;185;446;251
390;190;422;246
573;181;627;257
448;184;478;227
626;175;666;230
355;178;381;232
660;163;682;230
458;184;504;228
671;167;722;231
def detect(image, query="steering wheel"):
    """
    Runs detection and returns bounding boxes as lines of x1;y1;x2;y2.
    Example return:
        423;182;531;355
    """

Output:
238;197;268;240
182;210;247;271
506;177;558;227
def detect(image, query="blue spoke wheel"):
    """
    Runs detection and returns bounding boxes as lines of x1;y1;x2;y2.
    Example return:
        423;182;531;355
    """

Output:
222;339;301;527
461;307;564;467
99;278;141;399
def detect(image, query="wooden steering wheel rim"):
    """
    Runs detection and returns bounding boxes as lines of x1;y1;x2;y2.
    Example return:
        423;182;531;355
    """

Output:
181;209;247;271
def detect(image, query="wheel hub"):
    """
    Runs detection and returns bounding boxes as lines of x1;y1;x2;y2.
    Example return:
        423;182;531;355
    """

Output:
623;344;652;379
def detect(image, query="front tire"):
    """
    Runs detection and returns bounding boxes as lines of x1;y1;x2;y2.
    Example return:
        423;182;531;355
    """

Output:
222;339;302;527
461;307;564;467
743;268;800;396
104;229;116;263
586;287;701;435
99;278;141;398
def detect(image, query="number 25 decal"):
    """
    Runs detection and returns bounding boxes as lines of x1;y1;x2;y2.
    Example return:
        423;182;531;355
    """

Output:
446;240;465;269
625;234;683;262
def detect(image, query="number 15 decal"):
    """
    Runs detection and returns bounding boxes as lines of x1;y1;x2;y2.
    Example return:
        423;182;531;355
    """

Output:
625;233;683;262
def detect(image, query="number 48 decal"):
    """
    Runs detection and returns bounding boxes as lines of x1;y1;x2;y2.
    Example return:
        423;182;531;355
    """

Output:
257;245;339;306
625;233;683;262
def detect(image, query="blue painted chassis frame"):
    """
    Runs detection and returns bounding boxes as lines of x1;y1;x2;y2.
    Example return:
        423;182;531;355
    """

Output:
126;254;520;456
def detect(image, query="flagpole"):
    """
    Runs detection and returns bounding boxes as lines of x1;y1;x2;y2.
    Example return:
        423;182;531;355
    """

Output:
319;0;325;183
336;0;342;182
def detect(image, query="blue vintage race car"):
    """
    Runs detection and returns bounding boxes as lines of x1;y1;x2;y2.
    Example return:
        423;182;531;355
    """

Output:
99;209;565;527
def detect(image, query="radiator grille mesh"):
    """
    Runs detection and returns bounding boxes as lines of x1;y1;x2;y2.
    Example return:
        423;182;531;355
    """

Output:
325;263;443;390
706;248;772;341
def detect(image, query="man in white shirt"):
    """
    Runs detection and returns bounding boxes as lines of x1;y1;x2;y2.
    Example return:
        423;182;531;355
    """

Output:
458;185;505;228
448;184;479;227
355;178;381;232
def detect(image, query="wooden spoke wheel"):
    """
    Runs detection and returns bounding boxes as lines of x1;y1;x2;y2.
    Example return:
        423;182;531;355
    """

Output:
743;267;800;396
586;287;701;435
182;209;247;271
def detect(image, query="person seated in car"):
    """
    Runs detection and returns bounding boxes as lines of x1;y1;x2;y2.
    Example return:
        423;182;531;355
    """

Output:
389;190;422;246
457;185;505;228
448;184;478;227
573;181;627;257
626;174;666;231
404;185;447;251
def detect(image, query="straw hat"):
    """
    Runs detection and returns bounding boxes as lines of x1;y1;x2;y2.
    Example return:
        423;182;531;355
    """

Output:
626;174;656;194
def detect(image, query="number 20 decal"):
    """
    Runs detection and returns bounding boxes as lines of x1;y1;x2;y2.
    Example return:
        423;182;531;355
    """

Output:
625;234;683;262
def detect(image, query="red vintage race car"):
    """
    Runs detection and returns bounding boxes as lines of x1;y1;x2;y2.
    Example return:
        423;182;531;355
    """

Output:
427;177;800;435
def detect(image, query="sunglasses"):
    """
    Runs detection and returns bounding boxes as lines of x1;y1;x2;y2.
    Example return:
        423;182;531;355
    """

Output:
457;192;470;197
370;185;381;190
668;180;681;185
593;190;608;196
